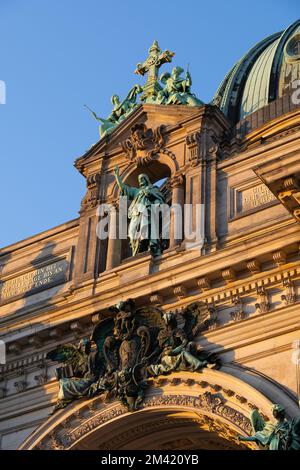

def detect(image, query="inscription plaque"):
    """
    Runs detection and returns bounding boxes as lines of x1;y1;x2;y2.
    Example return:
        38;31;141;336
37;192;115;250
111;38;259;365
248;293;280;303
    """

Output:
238;184;276;212
0;259;68;301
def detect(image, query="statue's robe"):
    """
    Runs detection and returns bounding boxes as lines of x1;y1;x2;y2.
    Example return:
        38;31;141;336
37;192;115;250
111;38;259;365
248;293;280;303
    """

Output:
148;328;207;376
120;181;165;255
250;409;290;450
57;351;100;403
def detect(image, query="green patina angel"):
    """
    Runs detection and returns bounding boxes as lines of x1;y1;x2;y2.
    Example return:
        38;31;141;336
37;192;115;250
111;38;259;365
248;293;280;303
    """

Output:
157;66;203;107
85;84;143;138
48;300;220;413
46;338;103;413
87;42;204;140
238;404;300;450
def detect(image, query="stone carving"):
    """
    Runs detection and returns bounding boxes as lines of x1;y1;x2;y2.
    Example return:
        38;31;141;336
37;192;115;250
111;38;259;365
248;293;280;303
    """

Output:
186;129;219;166
273;250;287;266
48;299;219;413
114;165;166;257
42;392;251;450
255;287;269;314
149;293;163;306
0;259;68;302
80;173;101;211
197;276;211;291
186;131;201;166
239;184;275;213
230;294;245;322
34;373;48;386
222;267;236;283
238;404;300;450
281;278;296;305
49;432;65;451
14;380;27;393
121;124;175;166
246;259;261;274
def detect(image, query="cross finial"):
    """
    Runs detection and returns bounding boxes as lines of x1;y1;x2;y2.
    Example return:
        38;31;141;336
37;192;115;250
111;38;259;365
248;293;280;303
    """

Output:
134;41;174;102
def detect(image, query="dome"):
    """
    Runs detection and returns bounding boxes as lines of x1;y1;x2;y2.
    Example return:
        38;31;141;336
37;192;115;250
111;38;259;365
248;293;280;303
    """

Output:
213;19;300;124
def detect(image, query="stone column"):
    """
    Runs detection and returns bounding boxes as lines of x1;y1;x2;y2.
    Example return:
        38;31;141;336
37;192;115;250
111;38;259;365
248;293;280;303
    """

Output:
73;172;101;283
169;175;184;249
105;201;122;270
205;129;219;246
184;131;206;250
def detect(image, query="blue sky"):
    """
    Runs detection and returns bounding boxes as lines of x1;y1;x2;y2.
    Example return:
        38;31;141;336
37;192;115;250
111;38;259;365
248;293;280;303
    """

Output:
0;0;298;248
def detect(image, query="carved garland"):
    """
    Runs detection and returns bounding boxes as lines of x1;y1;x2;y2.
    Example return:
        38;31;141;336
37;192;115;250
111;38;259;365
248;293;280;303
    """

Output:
35;391;252;450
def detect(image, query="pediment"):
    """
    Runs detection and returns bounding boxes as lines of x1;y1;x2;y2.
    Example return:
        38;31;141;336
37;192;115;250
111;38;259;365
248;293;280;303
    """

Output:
75;103;205;174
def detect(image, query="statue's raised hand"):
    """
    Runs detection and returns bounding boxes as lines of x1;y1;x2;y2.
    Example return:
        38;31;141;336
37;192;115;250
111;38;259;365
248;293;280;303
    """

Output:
114;165;120;177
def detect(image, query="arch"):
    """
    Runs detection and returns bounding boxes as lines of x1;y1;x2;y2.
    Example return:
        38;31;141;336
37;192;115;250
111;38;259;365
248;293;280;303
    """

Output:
111;154;177;200
18;368;297;451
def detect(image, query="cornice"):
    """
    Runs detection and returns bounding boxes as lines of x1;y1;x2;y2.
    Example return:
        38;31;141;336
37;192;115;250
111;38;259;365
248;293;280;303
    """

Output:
0;218;79;258
1;221;300;339
219;129;300;174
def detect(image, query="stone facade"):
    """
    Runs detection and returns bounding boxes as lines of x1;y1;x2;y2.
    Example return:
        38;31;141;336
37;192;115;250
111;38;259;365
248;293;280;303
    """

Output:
1;87;300;449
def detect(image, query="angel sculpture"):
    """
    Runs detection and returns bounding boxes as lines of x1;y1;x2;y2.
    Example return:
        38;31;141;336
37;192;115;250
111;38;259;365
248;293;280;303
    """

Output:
46;320;113;414
48;299;220;413
147;302;219;377
85;84;143;138
156;66;203;107
238;405;300;450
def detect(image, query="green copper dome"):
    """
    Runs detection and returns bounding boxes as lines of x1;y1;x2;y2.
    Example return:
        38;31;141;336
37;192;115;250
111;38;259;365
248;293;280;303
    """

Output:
213;19;300;124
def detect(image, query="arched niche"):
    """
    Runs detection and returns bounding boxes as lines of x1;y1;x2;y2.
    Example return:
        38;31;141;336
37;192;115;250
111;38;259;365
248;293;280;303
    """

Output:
111;158;173;199
19;368;295;451
111;159;174;261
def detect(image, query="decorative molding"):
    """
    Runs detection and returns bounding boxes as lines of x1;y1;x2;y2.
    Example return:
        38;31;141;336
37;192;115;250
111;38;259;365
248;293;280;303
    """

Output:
221;268;236;283
272;250;287;266
2;265;300;384
49;328;63;340
255;287;270;314
230;294;245;322
38;392;252;450
169;174;184;189
121;124;175;166
8;343;21;355
28;336;42;348
69;321;84;336
197;277;211;291
150;293;163;306
173;285;187;299
281;278;296;305
34;373;48;386
246;259;261;275
14;380;27;393
186;132;201;166
80;172;101;211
